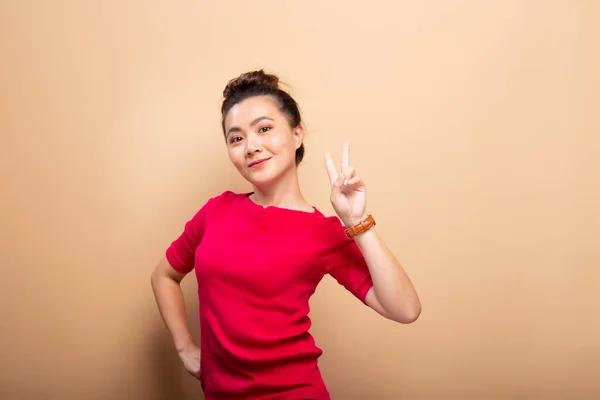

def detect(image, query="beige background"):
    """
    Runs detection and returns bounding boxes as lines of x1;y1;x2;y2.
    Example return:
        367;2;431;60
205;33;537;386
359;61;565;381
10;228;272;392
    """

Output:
1;1;599;399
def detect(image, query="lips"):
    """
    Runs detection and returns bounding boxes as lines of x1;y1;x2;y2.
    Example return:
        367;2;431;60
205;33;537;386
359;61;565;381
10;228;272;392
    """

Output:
249;158;271;168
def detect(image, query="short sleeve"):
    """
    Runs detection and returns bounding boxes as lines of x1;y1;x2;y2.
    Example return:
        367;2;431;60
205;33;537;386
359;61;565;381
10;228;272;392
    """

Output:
324;220;374;304
165;196;216;274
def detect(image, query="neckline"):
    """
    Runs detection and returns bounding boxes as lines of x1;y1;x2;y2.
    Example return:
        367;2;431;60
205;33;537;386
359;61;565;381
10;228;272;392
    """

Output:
243;192;319;215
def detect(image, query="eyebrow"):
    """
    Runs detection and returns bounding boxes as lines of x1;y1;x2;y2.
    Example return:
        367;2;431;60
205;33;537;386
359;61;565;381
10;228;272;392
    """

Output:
226;116;274;138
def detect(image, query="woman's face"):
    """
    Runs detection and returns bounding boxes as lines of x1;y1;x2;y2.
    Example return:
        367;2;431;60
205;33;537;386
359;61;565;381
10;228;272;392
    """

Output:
223;95;303;187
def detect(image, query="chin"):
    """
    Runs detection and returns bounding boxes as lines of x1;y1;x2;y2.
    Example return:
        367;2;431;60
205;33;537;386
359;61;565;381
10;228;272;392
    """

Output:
246;174;278;188
245;169;285;188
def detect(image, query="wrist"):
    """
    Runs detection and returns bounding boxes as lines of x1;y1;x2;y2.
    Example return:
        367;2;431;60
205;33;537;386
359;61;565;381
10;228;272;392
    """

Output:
343;214;369;228
175;333;196;354
344;214;376;239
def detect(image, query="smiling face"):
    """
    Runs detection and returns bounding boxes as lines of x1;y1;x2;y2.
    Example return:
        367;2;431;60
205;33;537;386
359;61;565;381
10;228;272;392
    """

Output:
223;95;304;187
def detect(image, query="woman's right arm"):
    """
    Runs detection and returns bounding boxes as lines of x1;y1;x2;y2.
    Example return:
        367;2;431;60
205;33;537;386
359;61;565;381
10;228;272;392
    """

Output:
151;256;200;378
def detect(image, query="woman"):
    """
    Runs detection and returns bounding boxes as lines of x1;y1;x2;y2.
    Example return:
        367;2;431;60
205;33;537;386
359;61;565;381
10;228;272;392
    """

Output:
151;70;421;399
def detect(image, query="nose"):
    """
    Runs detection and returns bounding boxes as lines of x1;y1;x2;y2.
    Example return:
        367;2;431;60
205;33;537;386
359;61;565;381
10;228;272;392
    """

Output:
245;134;261;156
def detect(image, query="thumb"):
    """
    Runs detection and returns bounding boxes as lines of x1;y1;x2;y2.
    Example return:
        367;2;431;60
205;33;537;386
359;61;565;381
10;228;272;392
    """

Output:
332;173;344;190
331;173;344;199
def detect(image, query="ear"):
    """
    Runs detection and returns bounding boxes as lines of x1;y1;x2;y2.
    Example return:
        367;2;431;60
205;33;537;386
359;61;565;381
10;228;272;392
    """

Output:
293;124;305;150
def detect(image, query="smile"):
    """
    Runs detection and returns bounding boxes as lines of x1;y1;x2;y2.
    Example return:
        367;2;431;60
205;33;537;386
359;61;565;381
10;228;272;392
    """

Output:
249;158;271;168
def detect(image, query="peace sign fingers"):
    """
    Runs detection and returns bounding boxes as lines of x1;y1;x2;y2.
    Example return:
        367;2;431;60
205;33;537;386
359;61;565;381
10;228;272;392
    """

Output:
325;141;352;186
325;150;341;186
325;142;353;183
324;141;368;225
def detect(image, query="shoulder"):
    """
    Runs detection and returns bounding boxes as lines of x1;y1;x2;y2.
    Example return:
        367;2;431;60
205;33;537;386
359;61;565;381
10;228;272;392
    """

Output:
310;212;365;270
184;190;245;220
211;190;250;207
318;213;346;232
195;190;248;214
310;210;352;247
202;190;248;206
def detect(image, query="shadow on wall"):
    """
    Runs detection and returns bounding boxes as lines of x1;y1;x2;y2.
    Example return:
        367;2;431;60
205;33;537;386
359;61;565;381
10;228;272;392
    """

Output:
148;303;204;400
148;325;194;400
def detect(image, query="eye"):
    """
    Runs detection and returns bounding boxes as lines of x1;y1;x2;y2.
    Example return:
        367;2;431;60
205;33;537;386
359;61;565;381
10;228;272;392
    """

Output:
258;126;271;133
229;136;242;144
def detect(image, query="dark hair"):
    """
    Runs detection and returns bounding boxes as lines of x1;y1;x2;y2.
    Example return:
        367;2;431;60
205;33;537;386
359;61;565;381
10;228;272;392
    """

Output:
221;70;305;165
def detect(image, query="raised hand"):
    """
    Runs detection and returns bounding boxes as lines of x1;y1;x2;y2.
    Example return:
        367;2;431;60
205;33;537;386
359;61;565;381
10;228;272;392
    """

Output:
325;142;368;227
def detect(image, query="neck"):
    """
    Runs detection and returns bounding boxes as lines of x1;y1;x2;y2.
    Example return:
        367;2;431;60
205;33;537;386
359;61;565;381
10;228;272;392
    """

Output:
250;167;310;211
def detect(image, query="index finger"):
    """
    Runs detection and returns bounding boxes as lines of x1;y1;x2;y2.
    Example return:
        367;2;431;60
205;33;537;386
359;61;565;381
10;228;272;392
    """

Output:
325;151;338;185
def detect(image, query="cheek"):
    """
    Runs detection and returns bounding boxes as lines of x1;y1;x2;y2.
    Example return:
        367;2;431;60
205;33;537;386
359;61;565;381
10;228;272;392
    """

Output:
268;132;293;154
228;147;245;168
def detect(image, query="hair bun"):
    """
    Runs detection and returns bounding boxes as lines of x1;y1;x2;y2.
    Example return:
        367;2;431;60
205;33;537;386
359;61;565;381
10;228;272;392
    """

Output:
223;70;280;100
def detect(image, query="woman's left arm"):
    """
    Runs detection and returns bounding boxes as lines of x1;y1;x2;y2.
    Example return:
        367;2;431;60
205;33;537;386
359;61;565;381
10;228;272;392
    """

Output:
353;226;421;323
325;142;421;324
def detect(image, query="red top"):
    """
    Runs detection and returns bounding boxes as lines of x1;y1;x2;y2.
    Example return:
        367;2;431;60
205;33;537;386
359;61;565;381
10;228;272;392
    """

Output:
166;191;373;400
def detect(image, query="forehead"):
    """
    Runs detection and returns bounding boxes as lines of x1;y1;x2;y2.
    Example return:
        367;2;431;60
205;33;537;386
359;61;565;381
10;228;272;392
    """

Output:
224;96;281;128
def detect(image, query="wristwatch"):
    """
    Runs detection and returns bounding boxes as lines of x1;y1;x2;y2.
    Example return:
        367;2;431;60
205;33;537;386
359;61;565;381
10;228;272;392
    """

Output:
345;215;376;238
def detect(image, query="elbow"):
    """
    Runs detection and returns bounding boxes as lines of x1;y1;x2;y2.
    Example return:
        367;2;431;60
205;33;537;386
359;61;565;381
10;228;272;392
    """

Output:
393;302;422;324
150;269;159;292
150;265;168;292
150;266;160;286
151;257;184;289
